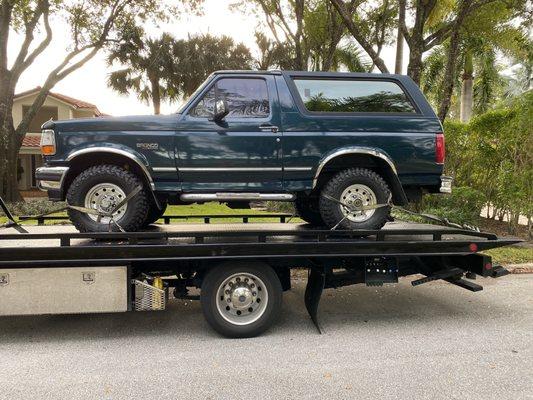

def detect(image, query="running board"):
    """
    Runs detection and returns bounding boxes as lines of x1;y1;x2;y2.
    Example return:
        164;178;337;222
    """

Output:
180;193;295;202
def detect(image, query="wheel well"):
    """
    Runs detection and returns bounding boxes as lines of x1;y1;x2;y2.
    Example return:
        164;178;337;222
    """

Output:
314;154;407;205
63;153;153;198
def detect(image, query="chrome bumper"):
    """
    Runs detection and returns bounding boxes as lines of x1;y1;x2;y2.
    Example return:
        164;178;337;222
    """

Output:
439;175;453;194
35;166;69;191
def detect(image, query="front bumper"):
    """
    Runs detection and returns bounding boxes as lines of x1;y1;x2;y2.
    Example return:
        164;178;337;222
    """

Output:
35;166;69;192
439;175;453;194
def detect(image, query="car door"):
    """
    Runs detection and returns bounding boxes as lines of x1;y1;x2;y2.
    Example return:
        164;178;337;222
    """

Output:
176;75;282;192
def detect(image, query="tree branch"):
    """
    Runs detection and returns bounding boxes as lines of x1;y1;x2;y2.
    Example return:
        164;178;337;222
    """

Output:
12;1;53;79
329;0;389;73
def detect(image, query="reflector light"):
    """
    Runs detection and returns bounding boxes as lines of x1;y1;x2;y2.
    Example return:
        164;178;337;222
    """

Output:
469;243;478;253
436;133;445;164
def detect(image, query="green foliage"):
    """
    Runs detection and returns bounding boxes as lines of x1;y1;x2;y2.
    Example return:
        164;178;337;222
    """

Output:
421;187;485;225
437;91;533;233
107;32;253;112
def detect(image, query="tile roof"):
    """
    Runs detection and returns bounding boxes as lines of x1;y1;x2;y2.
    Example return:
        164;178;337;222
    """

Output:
22;135;41;148
14;86;102;116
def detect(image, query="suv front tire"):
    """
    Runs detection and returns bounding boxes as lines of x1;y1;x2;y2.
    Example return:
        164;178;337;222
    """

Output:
66;164;149;232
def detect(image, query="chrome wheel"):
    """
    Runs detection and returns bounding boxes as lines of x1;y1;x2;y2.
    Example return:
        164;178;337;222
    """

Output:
216;272;268;326
339;183;377;223
84;183;127;223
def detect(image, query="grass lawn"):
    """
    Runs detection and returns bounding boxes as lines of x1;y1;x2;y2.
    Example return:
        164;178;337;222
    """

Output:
484;246;533;265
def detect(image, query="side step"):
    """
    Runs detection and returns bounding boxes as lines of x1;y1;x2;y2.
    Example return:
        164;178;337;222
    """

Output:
180;193;295;202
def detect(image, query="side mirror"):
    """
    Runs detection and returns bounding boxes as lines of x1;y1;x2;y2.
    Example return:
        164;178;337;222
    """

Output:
213;98;229;122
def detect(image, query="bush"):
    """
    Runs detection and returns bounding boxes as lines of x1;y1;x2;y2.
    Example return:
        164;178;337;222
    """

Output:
420;187;484;225
3;200;66;217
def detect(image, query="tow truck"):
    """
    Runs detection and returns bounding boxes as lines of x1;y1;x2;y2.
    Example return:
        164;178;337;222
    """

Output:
0;196;519;338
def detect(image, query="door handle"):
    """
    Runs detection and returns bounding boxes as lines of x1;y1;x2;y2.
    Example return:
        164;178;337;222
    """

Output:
259;124;279;133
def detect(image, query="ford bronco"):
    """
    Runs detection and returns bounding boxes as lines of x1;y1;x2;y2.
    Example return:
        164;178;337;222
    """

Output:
36;70;451;232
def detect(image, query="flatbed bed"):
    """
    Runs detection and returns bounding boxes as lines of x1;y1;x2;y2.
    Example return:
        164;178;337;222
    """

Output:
0;221;521;337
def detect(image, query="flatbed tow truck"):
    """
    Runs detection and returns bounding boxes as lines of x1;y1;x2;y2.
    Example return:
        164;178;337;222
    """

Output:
0;198;520;338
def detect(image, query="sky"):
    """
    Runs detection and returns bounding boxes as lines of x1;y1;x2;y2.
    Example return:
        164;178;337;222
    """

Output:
9;0;403;116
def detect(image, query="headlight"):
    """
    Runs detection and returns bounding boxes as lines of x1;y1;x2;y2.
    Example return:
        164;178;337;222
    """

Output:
40;129;56;156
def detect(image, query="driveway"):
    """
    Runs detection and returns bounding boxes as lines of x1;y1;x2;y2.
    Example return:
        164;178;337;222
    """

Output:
0;274;531;400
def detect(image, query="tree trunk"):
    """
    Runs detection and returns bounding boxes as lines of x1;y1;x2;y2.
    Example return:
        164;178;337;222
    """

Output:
150;76;161;115
437;29;462;121
395;0;406;74
407;44;423;85
0;75;22;202
460;51;473;122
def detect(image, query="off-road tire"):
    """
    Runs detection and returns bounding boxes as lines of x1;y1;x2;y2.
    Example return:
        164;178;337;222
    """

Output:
294;195;324;226
201;262;282;338
66;165;149;233
143;202;168;227
319;168;391;230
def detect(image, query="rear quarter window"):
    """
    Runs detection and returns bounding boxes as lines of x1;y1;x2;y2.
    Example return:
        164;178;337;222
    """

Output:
293;78;417;113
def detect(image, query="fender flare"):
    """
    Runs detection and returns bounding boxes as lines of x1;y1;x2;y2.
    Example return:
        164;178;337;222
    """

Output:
65;146;162;209
313;146;408;205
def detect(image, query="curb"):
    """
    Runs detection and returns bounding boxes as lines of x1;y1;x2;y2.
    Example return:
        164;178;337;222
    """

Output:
507;263;533;274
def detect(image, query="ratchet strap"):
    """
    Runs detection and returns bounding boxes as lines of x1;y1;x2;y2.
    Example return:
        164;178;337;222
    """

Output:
0;186;143;233
320;193;480;232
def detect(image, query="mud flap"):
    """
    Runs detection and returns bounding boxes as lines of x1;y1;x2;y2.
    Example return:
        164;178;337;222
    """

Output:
304;267;325;334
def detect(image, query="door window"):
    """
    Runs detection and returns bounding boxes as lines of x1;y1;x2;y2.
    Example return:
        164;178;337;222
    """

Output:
190;78;270;118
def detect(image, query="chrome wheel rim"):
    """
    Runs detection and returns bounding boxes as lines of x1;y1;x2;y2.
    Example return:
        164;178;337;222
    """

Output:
216;272;268;326
84;183;127;223
339;184;377;222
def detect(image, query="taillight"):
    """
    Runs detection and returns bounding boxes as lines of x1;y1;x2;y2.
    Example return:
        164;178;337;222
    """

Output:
436;133;445;164
40;129;56;155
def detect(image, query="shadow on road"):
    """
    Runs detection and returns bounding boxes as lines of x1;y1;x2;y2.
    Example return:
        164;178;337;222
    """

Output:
0;279;511;344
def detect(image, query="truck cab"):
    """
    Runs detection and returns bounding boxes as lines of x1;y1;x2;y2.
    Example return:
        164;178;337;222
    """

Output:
36;70;451;232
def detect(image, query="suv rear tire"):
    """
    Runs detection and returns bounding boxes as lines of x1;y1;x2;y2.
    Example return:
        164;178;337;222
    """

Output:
66;165;149;232
319;168;391;230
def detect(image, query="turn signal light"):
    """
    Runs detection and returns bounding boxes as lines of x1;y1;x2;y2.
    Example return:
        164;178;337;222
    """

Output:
40;129;56;156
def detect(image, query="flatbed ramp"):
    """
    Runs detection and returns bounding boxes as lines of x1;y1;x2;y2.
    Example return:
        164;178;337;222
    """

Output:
0;222;521;337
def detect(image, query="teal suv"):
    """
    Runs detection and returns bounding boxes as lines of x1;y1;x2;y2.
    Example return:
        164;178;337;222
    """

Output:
36;70;451;232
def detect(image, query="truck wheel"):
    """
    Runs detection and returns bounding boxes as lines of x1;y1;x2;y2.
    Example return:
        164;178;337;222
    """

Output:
319;168;391;230
66;165;149;232
201;262;282;338
294;195;324;226
143;202;167;227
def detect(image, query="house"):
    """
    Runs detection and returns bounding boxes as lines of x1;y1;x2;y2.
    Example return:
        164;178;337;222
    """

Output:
13;87;104;194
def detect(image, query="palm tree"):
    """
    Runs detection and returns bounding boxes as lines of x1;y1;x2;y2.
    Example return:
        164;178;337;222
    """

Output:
107;31;176;115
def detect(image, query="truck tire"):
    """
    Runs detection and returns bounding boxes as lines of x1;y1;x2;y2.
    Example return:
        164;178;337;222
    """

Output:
143;202;167;227
319;168;391;230
201;262;282;338
294;195;324;226
66;165;149;233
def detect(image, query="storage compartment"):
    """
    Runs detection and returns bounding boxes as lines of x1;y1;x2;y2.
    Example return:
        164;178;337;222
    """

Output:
0;266;128;316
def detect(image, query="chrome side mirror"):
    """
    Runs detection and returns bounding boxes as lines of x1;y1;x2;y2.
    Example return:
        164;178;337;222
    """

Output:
213;98;229;122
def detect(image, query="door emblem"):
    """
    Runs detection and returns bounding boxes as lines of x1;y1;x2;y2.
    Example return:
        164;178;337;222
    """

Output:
136;143;159;150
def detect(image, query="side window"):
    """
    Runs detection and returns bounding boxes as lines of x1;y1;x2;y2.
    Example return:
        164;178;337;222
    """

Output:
190;78;270;118
293;78;416;113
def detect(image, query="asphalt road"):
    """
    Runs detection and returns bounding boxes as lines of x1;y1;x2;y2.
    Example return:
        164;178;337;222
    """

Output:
0;274;531;400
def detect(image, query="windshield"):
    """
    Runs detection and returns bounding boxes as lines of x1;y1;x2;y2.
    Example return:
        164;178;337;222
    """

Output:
176;75;215;114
